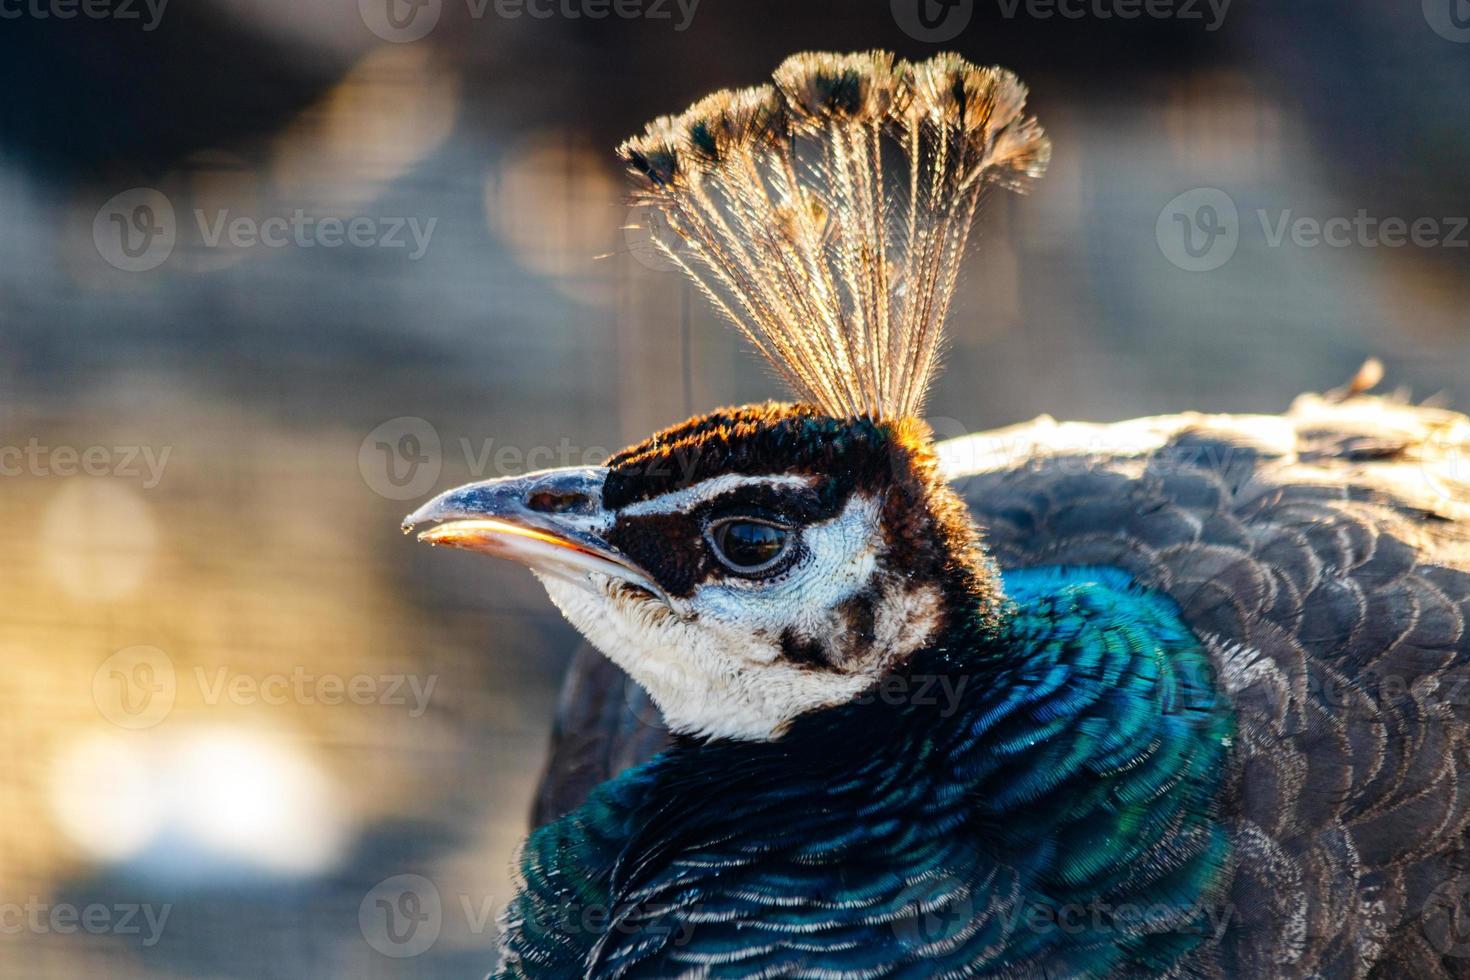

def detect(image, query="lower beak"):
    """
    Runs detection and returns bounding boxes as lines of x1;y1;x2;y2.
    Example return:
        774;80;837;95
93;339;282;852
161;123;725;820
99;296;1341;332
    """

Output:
402;466;668;603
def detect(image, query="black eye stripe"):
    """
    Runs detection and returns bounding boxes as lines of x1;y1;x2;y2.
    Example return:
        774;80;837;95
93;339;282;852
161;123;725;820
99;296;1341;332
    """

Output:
606;488;823;597
607;512;709;598
690;483;833;524
604;480;846;597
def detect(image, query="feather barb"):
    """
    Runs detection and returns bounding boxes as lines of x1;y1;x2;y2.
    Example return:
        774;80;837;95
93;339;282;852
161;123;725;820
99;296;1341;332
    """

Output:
618;50;1050;419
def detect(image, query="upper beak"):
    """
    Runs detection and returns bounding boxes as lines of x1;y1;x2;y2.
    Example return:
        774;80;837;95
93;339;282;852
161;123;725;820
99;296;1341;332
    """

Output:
402;466;668;603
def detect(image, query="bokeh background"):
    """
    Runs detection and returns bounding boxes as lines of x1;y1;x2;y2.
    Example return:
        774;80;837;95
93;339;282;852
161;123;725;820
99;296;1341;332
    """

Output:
2;1;1468;976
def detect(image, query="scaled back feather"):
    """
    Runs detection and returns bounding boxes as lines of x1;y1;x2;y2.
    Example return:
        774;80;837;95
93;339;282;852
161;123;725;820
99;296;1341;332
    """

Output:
617;50;1050;420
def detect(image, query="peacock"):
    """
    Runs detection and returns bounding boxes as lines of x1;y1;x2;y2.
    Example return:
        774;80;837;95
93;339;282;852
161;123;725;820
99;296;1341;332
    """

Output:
404;51;1470;978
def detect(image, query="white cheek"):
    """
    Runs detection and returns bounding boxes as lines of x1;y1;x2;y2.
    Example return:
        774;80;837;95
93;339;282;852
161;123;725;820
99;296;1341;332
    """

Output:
534;494;930;742
536;573;734;724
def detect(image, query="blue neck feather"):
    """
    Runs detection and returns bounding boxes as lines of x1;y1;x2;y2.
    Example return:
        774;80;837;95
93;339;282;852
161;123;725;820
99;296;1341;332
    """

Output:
498;566;1234;979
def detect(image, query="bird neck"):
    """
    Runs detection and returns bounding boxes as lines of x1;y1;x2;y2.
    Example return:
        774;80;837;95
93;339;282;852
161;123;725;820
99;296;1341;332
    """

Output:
638;565;1235;973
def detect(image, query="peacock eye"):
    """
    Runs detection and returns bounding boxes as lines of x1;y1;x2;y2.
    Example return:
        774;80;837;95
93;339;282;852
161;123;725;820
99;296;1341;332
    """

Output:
707;518;791;574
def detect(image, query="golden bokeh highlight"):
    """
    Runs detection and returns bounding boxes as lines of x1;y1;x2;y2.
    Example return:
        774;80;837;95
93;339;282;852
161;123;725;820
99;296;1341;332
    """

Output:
486;131;623;306
272;44;462;215
40;481;158;602
0;394;485;896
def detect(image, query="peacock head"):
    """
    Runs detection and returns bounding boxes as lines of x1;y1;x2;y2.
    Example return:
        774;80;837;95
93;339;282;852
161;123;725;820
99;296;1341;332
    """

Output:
406;50;1048;740
403;404;1000;741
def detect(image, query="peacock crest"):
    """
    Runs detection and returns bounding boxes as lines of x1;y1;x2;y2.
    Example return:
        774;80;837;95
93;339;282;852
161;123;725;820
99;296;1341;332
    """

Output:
618;50;1050;420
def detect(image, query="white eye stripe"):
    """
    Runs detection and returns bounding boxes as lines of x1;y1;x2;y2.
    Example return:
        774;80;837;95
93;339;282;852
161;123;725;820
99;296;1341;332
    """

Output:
618;473;814;517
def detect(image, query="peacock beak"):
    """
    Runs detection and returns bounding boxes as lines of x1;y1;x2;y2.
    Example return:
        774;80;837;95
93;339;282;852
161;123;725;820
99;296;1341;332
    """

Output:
403;466;668;603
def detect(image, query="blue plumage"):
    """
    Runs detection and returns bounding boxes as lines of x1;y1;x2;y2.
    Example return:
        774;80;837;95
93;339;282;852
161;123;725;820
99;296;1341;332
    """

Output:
495;567;1233;979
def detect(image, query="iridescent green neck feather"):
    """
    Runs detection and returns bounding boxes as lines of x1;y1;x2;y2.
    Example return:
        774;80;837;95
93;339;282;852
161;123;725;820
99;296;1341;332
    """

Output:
496;566;1234;979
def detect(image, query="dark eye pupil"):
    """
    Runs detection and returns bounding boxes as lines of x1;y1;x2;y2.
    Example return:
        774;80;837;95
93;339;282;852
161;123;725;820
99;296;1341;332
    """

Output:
716;521;787;569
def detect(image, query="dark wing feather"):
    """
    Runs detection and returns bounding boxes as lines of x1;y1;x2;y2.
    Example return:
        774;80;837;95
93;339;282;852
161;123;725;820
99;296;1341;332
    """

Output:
533;641;669;822
533;393;1470;978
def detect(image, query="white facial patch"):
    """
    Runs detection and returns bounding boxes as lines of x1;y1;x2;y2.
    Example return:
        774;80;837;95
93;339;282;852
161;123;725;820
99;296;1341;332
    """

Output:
687;494;881;659
536;492;944;741
618;473;814;517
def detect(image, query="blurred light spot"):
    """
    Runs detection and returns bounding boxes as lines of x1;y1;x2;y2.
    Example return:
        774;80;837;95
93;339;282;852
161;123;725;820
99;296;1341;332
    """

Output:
1164;73;1283;180
171;728;346;875
40;481;157;602
486;131;621;305
271;45;461;216
50;733;163;862
51;727;348;877
204;0;377;56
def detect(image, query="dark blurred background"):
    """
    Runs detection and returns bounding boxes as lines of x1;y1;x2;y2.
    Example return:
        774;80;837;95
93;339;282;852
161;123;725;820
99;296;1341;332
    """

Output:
2;1;1468;976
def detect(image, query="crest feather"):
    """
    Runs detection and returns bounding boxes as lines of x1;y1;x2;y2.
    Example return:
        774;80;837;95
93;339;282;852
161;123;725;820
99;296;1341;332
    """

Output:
618;50;1050;419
